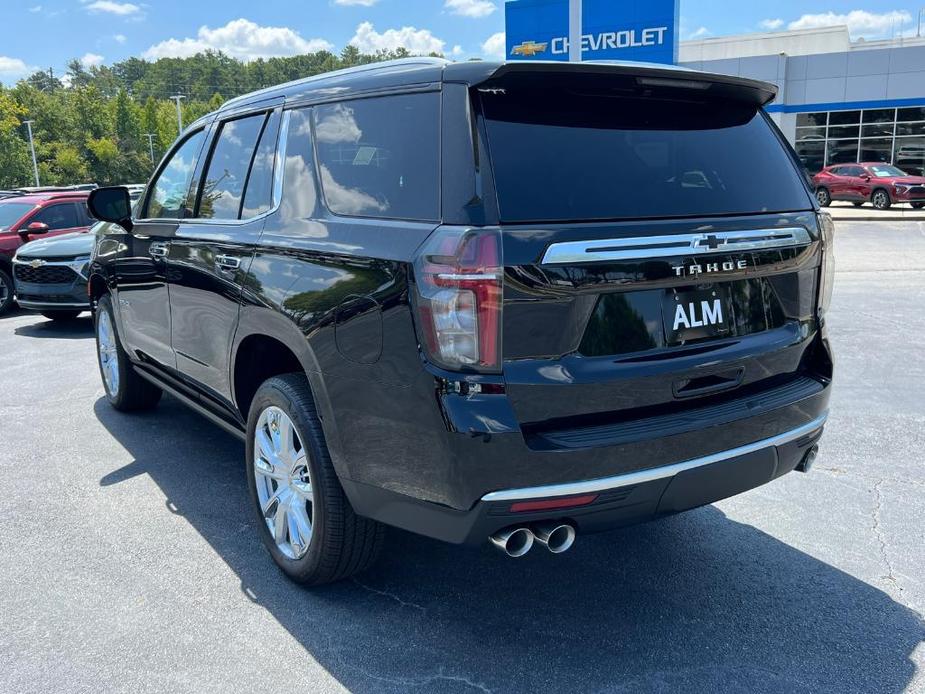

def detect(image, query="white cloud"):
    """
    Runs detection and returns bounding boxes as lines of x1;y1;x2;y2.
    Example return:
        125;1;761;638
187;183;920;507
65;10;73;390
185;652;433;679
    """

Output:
687;26;711;40
28;5;42;12
81;52;105;67
113;34;127;44
143;18;334;61
760;18;785;31
83;1;141;16
445;0;496;19
788;10;912;38
481;31;506;59
451;44;464;57
0;56;33;79
334;0;379;5
349;22;446;55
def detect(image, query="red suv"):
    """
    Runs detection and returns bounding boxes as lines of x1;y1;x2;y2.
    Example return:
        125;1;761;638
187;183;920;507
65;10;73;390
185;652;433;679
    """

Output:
813;163;925;210
0;191;93;314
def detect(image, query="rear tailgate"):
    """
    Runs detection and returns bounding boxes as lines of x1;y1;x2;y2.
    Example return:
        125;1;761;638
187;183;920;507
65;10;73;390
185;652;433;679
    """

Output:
476;65;824;443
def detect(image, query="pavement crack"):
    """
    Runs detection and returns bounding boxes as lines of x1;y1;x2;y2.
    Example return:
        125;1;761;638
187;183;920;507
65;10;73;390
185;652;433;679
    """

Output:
871;480;903;595
351;577;427;613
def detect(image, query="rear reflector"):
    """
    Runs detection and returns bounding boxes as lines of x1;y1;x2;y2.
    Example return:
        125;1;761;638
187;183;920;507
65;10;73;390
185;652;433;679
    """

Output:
509;494;598;513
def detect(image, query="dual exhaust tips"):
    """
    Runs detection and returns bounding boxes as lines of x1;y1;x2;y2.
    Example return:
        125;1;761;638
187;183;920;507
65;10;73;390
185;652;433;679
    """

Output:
490;522;576;557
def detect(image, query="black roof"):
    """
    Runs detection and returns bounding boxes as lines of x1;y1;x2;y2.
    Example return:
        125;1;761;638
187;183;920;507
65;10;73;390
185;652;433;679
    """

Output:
213;57;777;117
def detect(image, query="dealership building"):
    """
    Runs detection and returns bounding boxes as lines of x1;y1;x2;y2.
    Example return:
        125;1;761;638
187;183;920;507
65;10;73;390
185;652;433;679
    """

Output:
679;26;925;175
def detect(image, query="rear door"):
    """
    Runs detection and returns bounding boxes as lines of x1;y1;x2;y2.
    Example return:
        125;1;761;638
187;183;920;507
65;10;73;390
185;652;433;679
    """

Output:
168;107;282;409
475;72;821;433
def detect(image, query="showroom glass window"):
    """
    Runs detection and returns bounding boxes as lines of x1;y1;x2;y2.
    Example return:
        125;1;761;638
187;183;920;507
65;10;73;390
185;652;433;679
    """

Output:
794;107;925;175
144;130;207;219
312;93;440;221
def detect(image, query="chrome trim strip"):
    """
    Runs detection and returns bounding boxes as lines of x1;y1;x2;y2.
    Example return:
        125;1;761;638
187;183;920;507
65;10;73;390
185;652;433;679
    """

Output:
540;227;813;265
480;412;828;502
17;301;89;309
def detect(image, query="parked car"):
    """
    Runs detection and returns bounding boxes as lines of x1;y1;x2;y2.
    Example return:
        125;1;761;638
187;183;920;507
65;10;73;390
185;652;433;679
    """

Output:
12;225;95;320
0;191;94;315
812;163;925;210
86;58;833;585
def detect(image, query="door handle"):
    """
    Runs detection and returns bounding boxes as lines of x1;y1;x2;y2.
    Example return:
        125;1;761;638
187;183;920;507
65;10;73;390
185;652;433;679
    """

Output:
215;254;241;270
149;243;168;258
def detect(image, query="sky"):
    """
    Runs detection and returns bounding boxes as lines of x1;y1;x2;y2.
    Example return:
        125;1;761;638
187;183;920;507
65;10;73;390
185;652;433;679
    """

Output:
1;0;924;85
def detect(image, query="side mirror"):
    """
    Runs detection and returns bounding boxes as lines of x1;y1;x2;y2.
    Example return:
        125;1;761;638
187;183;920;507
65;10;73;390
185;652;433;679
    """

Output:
18;221;49;240
88;186;133;231
863;175;871;181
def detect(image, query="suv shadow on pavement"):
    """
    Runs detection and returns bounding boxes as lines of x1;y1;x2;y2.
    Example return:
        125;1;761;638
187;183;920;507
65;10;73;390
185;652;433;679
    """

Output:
94;395;924;694
13;313;92;339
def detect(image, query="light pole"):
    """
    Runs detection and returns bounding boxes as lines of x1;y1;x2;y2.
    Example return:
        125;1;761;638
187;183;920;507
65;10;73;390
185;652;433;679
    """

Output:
144;133;156;164
568;0;582;62
170;94;186;134
23;120;40;187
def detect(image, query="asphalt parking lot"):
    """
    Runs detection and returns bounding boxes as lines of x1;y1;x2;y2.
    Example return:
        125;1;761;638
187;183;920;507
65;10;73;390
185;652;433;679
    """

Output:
1;221;923;694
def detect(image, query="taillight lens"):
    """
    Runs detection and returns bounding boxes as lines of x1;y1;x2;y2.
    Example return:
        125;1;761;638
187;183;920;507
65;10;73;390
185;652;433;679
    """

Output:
413;227;503;372
817;212;835;316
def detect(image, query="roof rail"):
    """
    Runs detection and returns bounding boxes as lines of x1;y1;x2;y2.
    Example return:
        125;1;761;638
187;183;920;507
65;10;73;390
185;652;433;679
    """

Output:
219;57;450;112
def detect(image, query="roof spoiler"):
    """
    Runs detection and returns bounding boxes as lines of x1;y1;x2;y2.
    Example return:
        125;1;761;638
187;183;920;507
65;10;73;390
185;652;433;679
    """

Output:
456;61;778;108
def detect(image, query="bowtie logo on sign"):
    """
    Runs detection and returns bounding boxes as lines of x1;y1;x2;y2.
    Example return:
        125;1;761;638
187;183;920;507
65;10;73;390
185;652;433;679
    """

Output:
505;0;679;65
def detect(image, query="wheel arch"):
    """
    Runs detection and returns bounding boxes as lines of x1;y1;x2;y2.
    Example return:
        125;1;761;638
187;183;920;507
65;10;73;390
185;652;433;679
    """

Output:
231;309;346;478
871;186;892;201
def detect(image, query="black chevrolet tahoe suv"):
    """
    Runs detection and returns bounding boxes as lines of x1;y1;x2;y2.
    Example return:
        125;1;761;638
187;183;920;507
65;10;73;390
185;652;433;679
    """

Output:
87;58;834;585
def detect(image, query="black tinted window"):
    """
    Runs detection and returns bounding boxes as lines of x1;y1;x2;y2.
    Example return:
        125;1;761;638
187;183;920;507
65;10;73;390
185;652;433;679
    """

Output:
33;203;79;229
146;130;206;219
481;88;812;222
313;93;439;220
241;110;281;219
279;109;321;225
198;114;266;220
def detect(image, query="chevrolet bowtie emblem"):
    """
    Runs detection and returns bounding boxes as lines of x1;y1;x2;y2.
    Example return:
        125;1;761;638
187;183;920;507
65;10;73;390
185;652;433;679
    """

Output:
29;259;46;269
511;41;548;57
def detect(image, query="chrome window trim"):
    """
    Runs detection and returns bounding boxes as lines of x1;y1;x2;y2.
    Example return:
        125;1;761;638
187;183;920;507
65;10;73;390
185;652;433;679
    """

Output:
480;412;828;502
179;109;291;228
540;227;814;265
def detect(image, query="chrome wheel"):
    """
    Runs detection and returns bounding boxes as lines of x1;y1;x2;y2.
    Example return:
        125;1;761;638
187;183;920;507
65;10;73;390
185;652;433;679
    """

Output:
873;190;889;209
815;188;830;206
97;309;120;395
253;406;314;559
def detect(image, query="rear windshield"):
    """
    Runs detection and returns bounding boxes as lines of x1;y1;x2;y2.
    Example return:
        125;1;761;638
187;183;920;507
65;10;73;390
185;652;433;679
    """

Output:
480;87;812;223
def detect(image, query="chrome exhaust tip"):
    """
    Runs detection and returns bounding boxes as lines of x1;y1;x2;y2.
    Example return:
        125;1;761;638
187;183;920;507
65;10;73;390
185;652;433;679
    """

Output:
489;527;535;557
533;522;576;554
797;444;819;473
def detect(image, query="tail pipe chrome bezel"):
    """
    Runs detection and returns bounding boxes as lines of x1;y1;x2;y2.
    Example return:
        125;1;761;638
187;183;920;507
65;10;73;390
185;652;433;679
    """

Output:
489;526;535;557
532;522;576;553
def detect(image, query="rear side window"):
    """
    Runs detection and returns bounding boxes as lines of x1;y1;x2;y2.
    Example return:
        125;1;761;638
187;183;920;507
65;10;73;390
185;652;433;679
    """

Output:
313;93;439;221
240;110;281;219
480;86;812;222
145;130;206;219
198;113;267;220
33;202;79;230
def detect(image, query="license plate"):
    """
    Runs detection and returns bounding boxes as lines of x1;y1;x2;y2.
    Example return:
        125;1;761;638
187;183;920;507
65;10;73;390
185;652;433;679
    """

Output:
663;286;731;344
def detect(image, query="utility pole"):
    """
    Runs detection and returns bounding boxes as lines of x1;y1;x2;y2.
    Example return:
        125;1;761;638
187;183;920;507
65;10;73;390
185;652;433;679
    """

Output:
568;0;582;62
170;94;186;134
144;133;156;164
23;120;40;187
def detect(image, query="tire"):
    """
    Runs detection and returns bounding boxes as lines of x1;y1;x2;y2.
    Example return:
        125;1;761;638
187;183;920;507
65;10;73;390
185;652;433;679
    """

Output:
912;202;925;209
246;374;385;586
0;268;14;316
41;310;82;321
815;187;831;207
872;189;892;210
95;294;162;411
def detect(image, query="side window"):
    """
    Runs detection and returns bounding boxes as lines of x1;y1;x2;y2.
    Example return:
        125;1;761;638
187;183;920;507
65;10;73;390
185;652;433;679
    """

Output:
144;129;206;220
197;113;266;220
240;110;281;219
278;109;320;225
313;92;439;220
33;202;79;230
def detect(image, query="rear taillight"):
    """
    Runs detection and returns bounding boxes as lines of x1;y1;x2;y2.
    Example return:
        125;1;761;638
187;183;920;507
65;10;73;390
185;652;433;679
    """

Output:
817;212;835;316
412;227;503;372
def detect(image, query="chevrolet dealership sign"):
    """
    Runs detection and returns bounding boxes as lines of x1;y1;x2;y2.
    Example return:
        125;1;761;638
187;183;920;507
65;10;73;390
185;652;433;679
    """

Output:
505;0;680;64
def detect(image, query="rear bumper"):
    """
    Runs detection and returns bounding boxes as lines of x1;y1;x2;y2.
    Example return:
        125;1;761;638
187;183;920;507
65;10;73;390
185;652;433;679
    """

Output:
343;412;827;544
